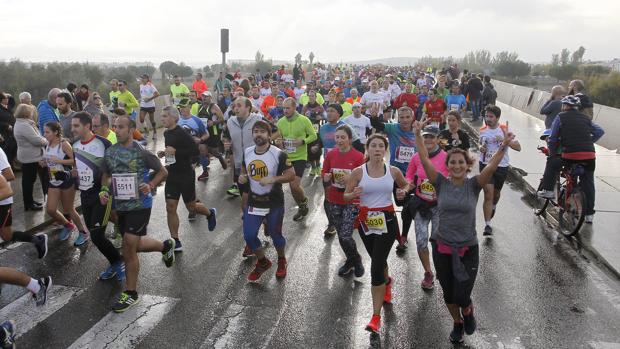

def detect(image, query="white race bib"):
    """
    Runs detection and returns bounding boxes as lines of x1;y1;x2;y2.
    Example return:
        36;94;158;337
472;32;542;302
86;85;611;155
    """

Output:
396;146;415;163
112;173;139;200
450;104;459;111
78;167;94;191
364;211;388;235
248;206;269;216
283;138;297;154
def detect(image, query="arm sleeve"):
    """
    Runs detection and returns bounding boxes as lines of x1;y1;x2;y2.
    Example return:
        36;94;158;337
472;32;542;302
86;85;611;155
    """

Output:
461;130;471;149
126;93;140;109
321;151;332;176
548;116;562;156
405;157;417;183
540;100;553;115
141;147;163;171
304;117;318;144
591;122;605;143
369;116;385;131
276;151;292;175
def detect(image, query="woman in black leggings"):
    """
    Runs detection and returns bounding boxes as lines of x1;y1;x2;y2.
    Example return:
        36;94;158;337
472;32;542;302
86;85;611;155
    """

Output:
344;134;409;334
414;119;514;344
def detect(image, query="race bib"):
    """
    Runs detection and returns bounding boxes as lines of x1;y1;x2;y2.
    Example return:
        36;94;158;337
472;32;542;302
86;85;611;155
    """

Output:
165;154;176;166
78;167;94;190
396;146;415;163
450;104;459;111
331;168;351;188
283;138;297;154
112;173;139;200
418;179;436;201
364;211;388;235
248;206;269;216
312;123;319;132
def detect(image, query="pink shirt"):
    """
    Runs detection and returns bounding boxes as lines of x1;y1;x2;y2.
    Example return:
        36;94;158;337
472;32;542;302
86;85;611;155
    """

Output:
405;150;449;202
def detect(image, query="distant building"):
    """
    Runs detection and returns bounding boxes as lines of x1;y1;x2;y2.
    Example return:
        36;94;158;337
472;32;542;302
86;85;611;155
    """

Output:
608;58;620;72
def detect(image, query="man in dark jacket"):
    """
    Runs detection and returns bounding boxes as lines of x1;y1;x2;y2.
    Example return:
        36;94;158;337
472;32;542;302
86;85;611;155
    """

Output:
0;92;17;165
537;96;604;223
540;85;565;128
467;74;484;120
482;75;498;110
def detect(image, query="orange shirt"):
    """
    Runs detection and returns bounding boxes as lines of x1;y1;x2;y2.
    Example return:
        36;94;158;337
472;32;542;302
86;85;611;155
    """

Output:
192;80;208;99
261;95;277;115
346;96;361;104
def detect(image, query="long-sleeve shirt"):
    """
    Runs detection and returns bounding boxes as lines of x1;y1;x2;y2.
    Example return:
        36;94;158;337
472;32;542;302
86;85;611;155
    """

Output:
37;100;60;135
164;125;199;176
540;99;562;129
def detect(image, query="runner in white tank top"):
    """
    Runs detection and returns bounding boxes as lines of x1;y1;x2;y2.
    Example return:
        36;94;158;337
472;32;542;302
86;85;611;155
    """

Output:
41;122;86;242
344;134;410;335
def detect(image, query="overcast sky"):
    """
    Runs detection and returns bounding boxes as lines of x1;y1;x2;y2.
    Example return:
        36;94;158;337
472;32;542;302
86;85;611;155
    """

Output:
2;0;618;66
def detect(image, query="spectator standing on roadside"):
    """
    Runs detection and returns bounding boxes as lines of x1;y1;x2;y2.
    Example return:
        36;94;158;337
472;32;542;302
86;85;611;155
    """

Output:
467;74;483;121
37;88;62;135
14;104;48;211
540;85;565;128
568;79;594;119
0;92;17;166
481;76;497;111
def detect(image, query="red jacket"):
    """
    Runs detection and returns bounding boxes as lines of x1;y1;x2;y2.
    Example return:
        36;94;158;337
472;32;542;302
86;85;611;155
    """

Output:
192;80;208;99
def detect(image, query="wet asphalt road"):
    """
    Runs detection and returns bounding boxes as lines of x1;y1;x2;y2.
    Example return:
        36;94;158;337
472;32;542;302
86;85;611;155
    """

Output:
1;152;620;349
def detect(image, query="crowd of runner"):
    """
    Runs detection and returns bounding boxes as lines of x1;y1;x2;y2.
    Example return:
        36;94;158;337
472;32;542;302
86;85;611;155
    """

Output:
0;62;604;346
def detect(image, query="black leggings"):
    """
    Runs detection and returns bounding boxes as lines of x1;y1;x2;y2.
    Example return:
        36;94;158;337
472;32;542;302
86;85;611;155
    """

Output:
359;211;398;286
21;162;48;207
392;184;412;238
432;241;479;307
83;201;121;265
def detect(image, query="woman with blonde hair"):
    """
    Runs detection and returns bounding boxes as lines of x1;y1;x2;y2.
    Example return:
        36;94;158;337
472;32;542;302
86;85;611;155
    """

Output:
13;104;48;211
83;92;106;116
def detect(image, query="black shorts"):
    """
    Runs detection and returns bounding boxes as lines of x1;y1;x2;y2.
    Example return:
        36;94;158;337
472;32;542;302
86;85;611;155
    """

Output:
49;177;75;189
165;175;196;203
478;163;508;190
117;208;151;236
140;107;156;113
291;160;307;178
0;204;12;228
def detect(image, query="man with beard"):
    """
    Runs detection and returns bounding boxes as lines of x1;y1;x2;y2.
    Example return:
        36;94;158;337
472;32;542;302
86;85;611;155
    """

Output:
238;120;295;282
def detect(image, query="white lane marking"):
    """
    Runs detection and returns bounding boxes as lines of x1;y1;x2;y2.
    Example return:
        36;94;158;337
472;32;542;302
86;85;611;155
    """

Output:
588;341;620;349
67;294;178;349
0;285;83;338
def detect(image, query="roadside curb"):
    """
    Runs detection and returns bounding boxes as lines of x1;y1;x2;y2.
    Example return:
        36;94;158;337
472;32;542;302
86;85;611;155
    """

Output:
460;119;620;279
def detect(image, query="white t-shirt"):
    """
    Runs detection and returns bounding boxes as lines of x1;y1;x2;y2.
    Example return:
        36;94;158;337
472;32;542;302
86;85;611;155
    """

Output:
344;115;372;143
0;148;13;205
480;125;509;167
260;87;272;97
360;91;387;109
139;83;159;108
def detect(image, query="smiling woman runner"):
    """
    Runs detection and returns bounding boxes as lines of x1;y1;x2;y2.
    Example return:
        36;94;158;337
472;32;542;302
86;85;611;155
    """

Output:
413;119;514;344
344;134;409;334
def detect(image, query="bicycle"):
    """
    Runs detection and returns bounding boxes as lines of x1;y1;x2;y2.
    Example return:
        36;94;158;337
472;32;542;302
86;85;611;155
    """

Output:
534;146;587;237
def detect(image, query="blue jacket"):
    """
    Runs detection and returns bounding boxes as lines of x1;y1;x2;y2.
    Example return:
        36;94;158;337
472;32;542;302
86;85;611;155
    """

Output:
37;100;59;135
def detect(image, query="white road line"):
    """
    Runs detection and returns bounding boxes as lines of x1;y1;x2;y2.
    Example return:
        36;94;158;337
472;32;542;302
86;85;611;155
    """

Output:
67;294;179;349
0;285;83;338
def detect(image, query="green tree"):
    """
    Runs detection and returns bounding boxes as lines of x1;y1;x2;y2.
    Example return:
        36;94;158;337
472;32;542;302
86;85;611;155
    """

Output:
84;63;105;88
571;46;586;65
589;72;620;108
159;61;178;80
172;62;193;78
578;64;610;77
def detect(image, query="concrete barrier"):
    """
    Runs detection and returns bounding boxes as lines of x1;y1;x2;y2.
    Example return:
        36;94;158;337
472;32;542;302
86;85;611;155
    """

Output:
492;80;620;151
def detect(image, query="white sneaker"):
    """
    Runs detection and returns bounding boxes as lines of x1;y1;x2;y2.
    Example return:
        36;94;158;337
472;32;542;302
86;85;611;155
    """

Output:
585;214;594;224
537;190;555;199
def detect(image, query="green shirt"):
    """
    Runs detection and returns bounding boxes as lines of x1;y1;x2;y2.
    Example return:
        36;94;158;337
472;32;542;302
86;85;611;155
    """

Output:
105;130;117;144
436;87;450;101
117;91;139;114
109;90;121;105
190;102;200;116
340;102;353;118
170;83;190;104
299;92;325;106
276;112;317;162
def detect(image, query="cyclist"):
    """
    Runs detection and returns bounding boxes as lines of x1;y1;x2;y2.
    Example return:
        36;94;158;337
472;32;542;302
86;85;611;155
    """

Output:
537;96;604;223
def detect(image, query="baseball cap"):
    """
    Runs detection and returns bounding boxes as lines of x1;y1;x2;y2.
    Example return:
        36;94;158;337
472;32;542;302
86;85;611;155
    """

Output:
202;91;212;97
178;98;190;107
421;125;439;136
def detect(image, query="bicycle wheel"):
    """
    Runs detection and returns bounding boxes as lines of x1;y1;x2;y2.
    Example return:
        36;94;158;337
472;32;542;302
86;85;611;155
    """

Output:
558;186;586;237
534;181;550;216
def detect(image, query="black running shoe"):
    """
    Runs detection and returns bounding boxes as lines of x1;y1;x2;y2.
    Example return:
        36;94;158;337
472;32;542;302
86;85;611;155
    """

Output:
162;239;175;267
33;233;48;259
33;276;52;306
449;322;464;344
112;291;140;313
463;306;477;335
337;260;354;276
